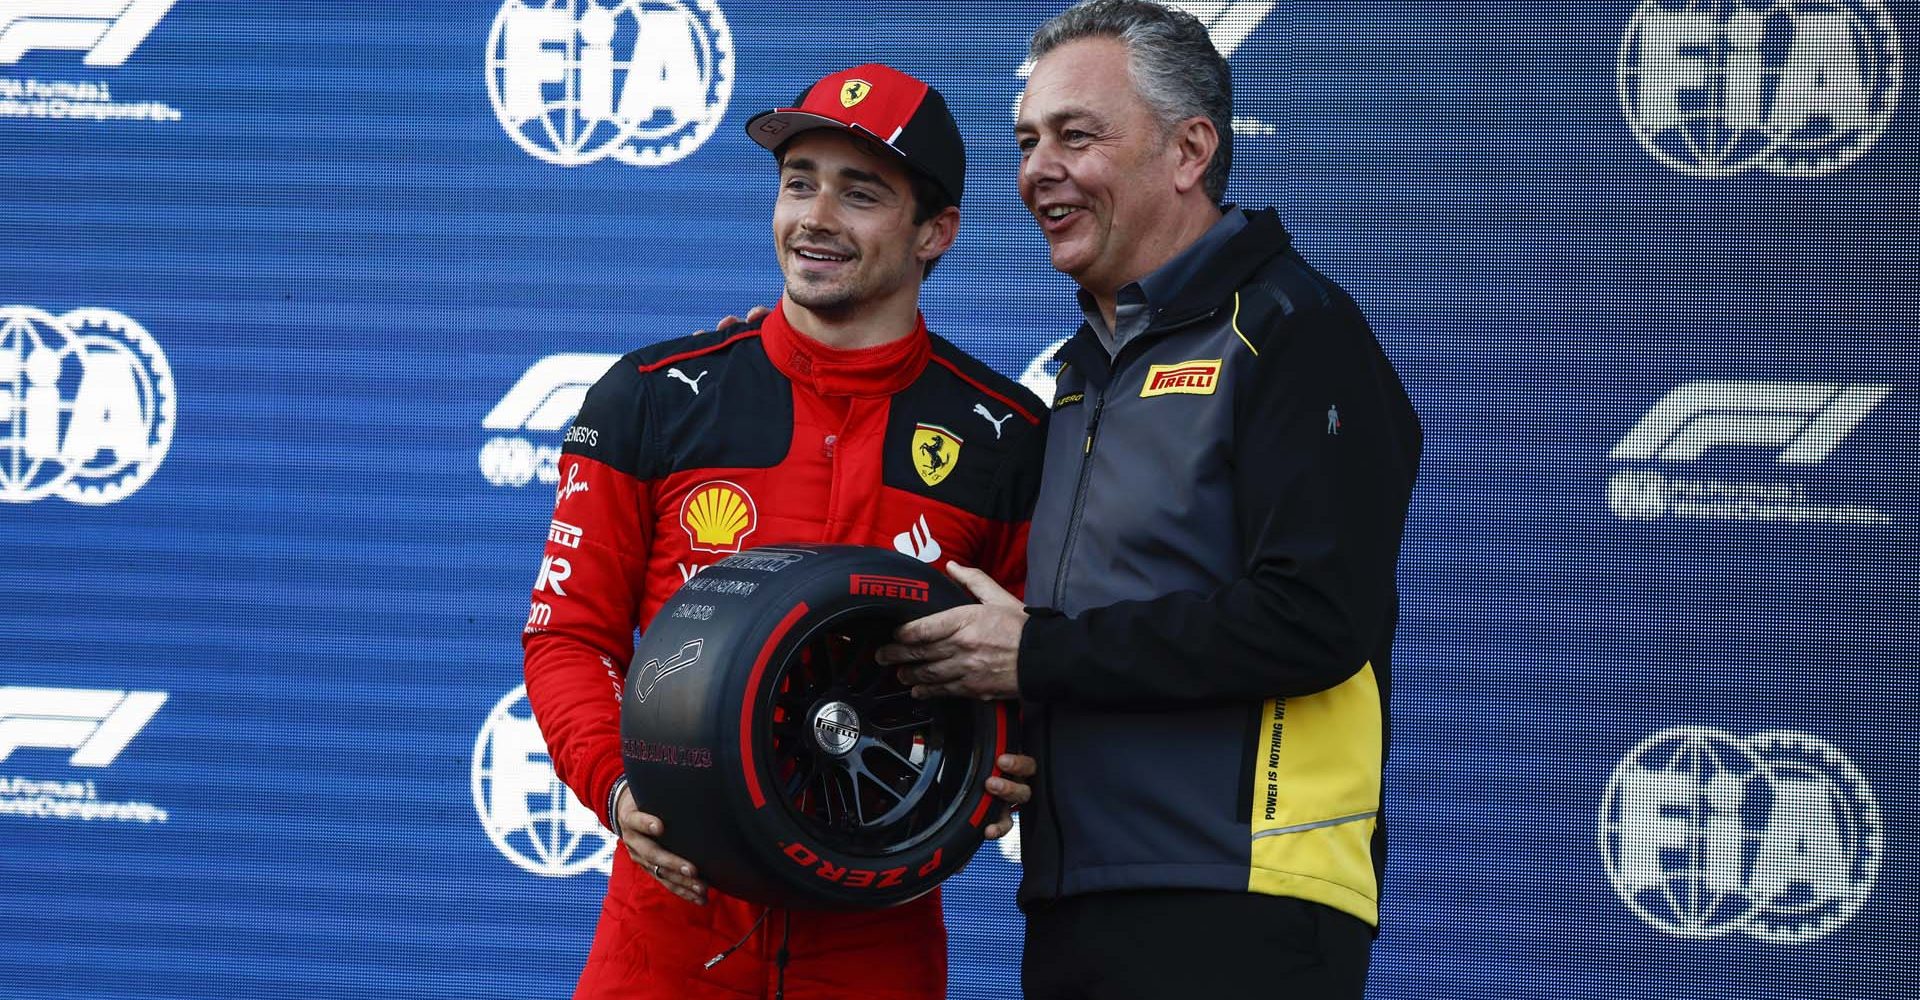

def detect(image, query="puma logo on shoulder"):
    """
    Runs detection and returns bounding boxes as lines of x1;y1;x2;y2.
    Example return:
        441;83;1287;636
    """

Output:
973;403;1012;439
667;368;708;395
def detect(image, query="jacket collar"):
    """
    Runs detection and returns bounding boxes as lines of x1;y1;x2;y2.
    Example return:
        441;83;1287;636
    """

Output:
759;298;931;397
1053;208;1296;382
1153;206;1295;325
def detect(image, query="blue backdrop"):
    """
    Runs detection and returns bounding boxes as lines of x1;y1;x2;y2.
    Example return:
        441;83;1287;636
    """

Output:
2;1;1914;997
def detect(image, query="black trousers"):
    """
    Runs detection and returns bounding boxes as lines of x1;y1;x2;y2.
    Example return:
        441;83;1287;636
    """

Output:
1021;889;1372;1000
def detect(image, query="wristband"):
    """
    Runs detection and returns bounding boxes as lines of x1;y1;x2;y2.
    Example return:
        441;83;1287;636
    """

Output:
605;775;629;833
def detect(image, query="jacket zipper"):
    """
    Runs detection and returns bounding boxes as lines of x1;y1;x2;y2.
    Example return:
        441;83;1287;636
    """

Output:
1037;308;1217;900
1040;387;1102;900
1050;389;1104;605
1049;307;1212;603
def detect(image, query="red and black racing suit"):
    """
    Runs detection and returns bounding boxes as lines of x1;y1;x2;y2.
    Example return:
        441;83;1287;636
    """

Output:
522;303;1045;999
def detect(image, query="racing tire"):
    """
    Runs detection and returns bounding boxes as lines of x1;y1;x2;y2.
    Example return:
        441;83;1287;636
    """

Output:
621;544;1012;910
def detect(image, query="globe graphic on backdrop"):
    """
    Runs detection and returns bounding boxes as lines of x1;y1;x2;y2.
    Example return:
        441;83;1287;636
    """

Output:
1599;728;1771;937
486;0;732;168
473;686;615;877
1617;0;1902;177
1599;727;1881;942
0;306;82;502
0;306;173;506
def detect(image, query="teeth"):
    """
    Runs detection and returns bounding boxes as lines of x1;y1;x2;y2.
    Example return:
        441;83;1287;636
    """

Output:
1045;206;1078;219
797;250;849;261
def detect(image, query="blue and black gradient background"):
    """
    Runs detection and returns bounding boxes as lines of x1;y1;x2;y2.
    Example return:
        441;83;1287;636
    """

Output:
1;2;1914;997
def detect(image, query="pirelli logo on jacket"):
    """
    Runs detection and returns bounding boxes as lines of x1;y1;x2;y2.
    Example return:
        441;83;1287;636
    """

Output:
1140;359;1222;397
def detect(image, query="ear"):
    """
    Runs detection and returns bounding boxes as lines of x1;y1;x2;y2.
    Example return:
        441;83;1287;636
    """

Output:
915;204;961;263
1169;116;1219;196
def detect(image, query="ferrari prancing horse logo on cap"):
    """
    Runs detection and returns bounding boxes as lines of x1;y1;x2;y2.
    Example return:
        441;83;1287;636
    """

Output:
911;423;962;487
840;79;872;108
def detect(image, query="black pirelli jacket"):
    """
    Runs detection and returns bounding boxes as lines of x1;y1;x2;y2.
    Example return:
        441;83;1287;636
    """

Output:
1016;209;1421;925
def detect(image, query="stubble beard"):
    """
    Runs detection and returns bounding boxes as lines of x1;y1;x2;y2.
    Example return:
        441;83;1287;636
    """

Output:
784;271;862;318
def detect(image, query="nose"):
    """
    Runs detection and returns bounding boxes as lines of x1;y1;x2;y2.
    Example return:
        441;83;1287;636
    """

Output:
1019;137;1065;204
799;193;840;235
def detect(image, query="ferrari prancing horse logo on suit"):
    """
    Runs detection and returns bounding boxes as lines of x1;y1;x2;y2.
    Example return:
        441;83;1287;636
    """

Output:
911;424;962;487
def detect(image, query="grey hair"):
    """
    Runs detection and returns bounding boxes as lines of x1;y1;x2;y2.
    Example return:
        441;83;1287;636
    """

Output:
1029;0;1233;202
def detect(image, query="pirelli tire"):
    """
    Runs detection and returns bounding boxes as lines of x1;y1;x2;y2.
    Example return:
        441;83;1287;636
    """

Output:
621;544;1012;910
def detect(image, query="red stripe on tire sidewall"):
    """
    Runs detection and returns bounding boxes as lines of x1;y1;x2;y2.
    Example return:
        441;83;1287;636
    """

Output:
968;703;1009;827
741;602;810;809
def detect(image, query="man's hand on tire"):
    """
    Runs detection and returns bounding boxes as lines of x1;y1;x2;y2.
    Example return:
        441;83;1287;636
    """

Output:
616;786;707;905
984;753;1036;840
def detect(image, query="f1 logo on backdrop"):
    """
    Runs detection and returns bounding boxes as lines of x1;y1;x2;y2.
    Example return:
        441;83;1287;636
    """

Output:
486;0;735;168
480;353;619;488
1598;727;1882;943
473;685;615;877
1607;380;1893;525
0;0;176;66
1618;0;1903;178
1012;1;1281;137
0;686;166;766
0;686;171;824
0;0;184;123
0;305;176;505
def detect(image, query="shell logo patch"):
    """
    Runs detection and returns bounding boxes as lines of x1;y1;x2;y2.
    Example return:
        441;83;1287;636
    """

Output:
911;423;962;487
681;480;758;553
840;79;872;108
1141;359;1222;397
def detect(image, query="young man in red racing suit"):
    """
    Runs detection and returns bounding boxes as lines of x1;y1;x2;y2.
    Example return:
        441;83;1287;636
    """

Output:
520;64;1047;999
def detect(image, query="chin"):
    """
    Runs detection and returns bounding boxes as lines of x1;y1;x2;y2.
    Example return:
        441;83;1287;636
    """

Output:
787;285;858;314
1049;250;1088;279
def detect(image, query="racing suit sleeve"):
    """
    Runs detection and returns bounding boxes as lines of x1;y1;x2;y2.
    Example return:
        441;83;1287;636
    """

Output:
521;357;652;829
975;408;1047;600
1016;296;1420;709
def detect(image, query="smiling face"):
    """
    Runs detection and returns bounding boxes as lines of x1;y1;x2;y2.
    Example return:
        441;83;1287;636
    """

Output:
773;130;950;320
1016;36;1187;298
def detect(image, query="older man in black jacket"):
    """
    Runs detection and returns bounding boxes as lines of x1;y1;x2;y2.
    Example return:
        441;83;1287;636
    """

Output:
878;2;1421;997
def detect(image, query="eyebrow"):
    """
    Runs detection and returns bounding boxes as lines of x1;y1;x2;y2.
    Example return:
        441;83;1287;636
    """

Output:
781;156;897;193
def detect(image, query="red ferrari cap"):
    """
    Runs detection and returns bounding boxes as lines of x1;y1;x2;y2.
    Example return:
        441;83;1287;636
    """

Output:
745;63;965;205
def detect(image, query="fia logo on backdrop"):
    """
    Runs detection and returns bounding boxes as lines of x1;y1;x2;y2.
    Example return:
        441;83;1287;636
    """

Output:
487;0;734;168
473;685;615;877
1606;380;1892;525
1618;0;1903;177
0;306;176;505
0;0;184;124
1598;727;1882;943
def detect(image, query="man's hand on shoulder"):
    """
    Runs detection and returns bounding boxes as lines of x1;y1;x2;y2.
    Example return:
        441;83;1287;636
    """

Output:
696;304;772;336
877;563;1026;701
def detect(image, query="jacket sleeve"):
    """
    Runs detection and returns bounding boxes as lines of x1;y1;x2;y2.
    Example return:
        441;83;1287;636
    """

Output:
1017;293;1420;709
520;357;652;828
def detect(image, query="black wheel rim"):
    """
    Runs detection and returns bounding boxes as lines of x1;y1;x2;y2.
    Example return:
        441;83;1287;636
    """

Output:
763;610;978;856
